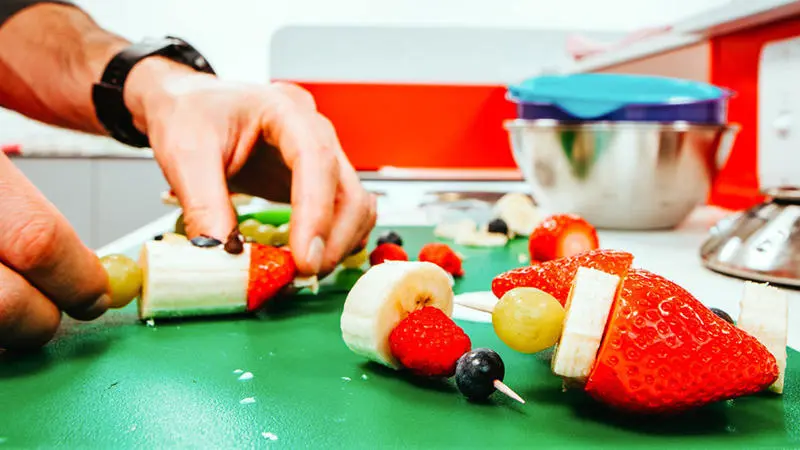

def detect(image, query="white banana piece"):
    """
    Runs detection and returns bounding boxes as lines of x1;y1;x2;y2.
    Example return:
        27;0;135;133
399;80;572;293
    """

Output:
340;261;455;369
138;240;316;320
737;281;789;394
551;267;621;385
434;218;477;240
493;193;541;237
455;229;509;247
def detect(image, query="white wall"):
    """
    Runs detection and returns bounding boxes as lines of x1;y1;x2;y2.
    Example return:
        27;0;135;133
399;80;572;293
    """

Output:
1;0;732;146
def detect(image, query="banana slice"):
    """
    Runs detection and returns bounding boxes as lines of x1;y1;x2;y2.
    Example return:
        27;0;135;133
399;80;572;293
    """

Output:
493;193;542;237
434;218;477;240
551;267;621;385
340;261;455;369
138;240;315;319
455;229;509;247
737;281;789;394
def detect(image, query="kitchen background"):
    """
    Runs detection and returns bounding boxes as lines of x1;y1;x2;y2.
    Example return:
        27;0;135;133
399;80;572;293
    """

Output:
4;0;799;248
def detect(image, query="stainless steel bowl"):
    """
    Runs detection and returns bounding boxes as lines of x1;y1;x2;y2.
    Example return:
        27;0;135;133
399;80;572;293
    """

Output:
700;186;800;287
505;119;739;230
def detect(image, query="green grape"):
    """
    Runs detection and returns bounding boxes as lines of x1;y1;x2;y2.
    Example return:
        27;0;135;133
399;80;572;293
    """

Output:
238;219;262;239
341;247;367;269
492;287;565;354
100;254;143;309
253;224;277;245
271;223;290;247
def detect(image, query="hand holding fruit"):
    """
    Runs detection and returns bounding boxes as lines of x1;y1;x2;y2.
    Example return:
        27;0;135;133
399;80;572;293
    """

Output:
139;76;377;276
0;155;110;350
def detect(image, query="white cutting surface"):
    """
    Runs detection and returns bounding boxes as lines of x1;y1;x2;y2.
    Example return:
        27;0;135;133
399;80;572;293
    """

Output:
96;180;798;351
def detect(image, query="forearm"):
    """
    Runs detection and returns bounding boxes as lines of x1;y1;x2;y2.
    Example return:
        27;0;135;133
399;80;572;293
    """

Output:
0;3;200;137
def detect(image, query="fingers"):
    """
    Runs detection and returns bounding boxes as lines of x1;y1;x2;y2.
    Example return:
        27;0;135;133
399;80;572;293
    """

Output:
0;155;110;323
150;126;237;240
286;134;339;275
319;157;377;273
0;262;62;350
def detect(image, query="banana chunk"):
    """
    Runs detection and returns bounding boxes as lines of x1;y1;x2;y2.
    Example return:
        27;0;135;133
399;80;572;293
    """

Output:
493;193;542;237
552;267;621;384
738;282;789;394
340;261;455;369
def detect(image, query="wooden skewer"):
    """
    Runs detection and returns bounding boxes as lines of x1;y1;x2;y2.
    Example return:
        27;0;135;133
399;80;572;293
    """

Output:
493;379;526;404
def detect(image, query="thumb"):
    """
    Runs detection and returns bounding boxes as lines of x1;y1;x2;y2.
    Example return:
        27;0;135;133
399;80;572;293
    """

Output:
154;140;237;241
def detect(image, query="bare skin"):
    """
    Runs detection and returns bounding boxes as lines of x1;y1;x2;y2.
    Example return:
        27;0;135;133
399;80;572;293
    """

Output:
0;4;376;350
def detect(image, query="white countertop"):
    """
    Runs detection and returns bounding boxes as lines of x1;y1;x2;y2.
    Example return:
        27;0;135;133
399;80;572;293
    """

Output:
97;180;798;351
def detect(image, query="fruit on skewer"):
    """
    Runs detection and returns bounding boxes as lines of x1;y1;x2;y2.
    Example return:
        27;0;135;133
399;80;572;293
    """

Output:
137;239;309;319
491;249;634;304
99;254;143;309
369;243;409;266
493;193;541;237
494;251;789;414
551;267;620;382
456;348;524;404
528;214;600;262
418;243;464;277
581;269;780;414
340;261;525;403
492;287;565;354
340;261;454;369
738;281;789;394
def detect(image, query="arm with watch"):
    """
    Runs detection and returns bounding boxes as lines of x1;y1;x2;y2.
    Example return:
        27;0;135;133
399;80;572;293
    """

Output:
0;1;376;350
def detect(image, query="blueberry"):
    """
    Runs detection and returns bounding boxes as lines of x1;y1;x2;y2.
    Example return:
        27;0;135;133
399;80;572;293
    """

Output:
487;218;509;235
377;230;403;247
455;348;505;401
711;307;734;325
190;235;223;248
153;234;164;241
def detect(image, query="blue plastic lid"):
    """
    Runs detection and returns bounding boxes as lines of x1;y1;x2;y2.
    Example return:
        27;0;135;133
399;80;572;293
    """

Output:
507;73;731;119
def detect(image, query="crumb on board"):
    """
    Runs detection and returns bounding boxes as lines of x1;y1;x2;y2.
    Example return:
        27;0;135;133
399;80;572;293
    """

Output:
261;432;278;441
239;397;256;405
238;372;254;381
341;376;352;382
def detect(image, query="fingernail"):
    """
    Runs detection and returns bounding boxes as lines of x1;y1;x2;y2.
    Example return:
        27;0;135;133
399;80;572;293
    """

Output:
306;236;325;273
71;293;111;321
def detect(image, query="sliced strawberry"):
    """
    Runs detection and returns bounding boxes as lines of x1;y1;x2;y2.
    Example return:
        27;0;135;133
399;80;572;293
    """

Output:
529;214;599;262
247;244;297;311
584;269;779;414
491;249;633;305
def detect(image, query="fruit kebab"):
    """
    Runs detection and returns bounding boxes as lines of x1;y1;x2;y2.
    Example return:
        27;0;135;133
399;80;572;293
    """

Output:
98;230;318;320
484;248;789;414
340;261;525;404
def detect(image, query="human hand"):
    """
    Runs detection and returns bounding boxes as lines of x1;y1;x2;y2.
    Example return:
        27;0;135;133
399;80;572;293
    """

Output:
0;155;110;350
126;60;376;276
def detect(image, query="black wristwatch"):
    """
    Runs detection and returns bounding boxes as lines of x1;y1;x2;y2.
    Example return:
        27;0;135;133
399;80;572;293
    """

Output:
92;36;216;148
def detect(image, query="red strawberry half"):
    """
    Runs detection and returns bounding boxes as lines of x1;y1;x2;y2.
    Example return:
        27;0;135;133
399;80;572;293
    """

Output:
583;269;779;414
247;244;297;311
389;306;472;377
529;214;599;262
418;243;464;277
491;249;634;304
370;243;409;266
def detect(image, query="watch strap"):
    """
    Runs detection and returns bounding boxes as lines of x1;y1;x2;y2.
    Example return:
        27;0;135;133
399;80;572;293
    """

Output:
92;36;215;148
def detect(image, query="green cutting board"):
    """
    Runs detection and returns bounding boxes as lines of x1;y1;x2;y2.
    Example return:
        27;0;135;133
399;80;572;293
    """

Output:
0;227;797;449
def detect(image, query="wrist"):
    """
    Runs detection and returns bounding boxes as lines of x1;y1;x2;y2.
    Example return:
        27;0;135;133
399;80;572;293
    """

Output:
123;56;214;135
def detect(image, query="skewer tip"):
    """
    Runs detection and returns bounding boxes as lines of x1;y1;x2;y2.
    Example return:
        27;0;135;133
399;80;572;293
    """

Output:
493;379;526;404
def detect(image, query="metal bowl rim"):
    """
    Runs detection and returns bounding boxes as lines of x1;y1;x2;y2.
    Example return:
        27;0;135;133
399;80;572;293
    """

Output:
503;118;740;133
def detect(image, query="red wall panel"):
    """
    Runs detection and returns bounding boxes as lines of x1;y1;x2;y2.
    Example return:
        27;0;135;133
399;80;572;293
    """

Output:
289;82;517;171
710;15;800;209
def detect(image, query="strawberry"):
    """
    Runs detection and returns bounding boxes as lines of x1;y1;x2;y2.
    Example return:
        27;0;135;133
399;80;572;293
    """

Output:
247;244;297;311
584;269;779;414
529;214;599;262
418;242;464;277
389;306;472;377
492;249;633;305
369;243;409;266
